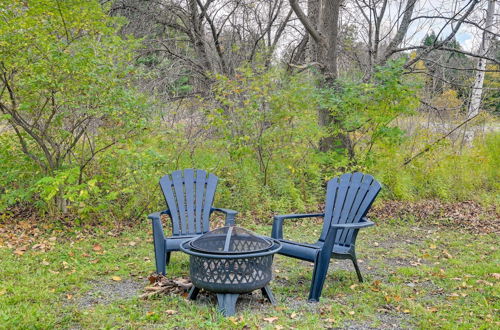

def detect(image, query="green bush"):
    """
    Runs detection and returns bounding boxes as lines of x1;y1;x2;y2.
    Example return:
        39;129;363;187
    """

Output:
371;130;500;205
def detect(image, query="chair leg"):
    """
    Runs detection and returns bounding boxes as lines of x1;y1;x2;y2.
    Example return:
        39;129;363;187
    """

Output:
166;252;171;266
308;253;331;302
153;243;166;275
351;257;363;282
152;220;167;275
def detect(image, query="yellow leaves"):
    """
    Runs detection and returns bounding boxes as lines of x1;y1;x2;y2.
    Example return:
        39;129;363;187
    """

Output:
165;309;177;315
429;244;437;249
227;315;244;325
384;294;402;303
111;276;122;282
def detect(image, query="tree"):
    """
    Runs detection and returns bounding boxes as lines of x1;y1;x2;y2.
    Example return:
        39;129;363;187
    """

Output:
290;0;342;152
467;0;497;118
0;0;147;212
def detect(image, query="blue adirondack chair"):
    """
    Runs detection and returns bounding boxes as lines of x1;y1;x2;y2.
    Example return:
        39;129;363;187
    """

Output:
148;169;238;275
271;172;381;302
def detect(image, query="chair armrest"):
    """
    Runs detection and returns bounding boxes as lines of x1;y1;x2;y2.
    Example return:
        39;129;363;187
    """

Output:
271;213;325;239
330;217;375;229
211;207;238;226
147;209;170;220
148;210;171;242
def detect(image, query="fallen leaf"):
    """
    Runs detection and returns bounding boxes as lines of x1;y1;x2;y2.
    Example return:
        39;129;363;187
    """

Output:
66;294;73;300
32;243;45;250
290;312;297;319
14;246;27;256
146;311;155;316
430;244;437;249
112;276;122;281
165;309;177;315
148;274;159;284
0;289;6;296
128;241;137;246
349;311;355;315
490;273;500;280
92;244;102;252
427;307;438;313
403;309;410;314
263;317;278;323
48;237;57;242
476;279;494;286
349;284;358;290
42;260;50;266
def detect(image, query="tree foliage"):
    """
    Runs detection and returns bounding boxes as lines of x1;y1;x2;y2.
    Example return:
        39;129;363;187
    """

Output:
0;0;147;212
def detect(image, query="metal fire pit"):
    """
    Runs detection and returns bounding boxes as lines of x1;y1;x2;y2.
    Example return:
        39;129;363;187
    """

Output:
180;226;281;316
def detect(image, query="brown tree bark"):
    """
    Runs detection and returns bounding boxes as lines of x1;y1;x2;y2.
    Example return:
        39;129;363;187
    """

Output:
290;0;345;153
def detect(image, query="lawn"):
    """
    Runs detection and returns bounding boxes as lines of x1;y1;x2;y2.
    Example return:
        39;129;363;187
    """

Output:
0;213;498;329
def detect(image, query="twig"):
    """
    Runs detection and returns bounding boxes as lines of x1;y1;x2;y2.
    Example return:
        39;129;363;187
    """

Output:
403;113;480;166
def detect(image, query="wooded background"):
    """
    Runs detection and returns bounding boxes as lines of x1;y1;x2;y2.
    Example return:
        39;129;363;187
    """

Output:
0;0;498;223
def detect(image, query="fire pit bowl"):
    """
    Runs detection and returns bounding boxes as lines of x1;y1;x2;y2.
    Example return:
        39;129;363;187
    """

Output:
180;226;282;316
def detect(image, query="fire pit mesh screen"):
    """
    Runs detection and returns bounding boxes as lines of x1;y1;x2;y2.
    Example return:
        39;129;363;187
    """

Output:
190;255;273;288
189;226;272;254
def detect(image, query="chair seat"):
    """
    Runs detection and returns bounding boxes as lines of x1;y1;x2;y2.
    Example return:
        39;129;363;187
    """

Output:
165;234;201;251
277;239;353;262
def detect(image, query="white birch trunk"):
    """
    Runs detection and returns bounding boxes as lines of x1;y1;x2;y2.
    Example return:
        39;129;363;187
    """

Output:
467;0;496;119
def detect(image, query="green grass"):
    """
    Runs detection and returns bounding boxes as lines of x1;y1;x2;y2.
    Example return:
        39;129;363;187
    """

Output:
0;218;498;329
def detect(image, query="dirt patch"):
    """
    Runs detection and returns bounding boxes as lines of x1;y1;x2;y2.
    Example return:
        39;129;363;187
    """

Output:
340;312;414;329
74;279;145;308
372;200;499;234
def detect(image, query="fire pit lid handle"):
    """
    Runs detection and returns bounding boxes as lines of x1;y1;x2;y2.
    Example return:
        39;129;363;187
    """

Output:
223;226;233;252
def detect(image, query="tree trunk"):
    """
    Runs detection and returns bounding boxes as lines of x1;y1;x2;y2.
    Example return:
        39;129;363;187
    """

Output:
290;0;344;153
318;0;341;152
467;0;496;119
307;0;320;63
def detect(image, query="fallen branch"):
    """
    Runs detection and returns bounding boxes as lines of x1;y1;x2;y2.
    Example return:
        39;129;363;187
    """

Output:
403;113;480;166
140;274;192;300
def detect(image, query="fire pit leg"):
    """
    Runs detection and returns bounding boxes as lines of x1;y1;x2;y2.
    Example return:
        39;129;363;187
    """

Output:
216;293;239;316
261;285;276;305
188;286;200;300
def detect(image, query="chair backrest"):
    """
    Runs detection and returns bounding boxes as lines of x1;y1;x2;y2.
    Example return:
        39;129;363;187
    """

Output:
159;169;218;236
319;172;381;246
